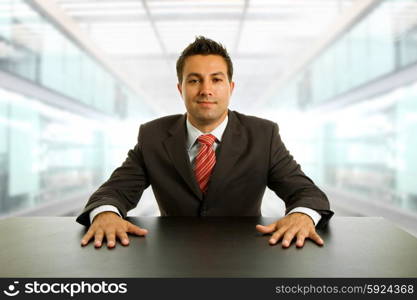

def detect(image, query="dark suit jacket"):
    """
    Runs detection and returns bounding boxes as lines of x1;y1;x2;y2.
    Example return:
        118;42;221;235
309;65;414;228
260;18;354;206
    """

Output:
76;110;334;227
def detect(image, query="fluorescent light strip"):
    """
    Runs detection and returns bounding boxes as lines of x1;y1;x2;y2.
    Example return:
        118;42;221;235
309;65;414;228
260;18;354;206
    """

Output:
61;2;143;9
150;8;243;13
148;0;244;8
67;10;145;16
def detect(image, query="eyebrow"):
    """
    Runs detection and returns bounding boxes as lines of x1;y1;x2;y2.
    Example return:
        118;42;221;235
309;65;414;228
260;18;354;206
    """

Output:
186;72;226;78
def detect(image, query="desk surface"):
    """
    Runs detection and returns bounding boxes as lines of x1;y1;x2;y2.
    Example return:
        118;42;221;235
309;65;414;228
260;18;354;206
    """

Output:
0;216;416;278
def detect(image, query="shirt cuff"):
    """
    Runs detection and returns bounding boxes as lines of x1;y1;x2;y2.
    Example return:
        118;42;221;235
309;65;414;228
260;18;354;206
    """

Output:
287;207;322;226
89;205;121;224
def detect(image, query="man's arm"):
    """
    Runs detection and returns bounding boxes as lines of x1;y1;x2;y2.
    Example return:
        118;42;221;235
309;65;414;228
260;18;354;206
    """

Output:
256;123;334;248
77;125;150;248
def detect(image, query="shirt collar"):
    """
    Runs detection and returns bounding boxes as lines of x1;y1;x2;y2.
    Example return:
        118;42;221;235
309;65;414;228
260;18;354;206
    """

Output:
186;114;229;150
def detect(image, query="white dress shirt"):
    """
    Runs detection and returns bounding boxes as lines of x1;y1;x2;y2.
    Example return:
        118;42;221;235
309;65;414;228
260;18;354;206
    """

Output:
90;115;321;226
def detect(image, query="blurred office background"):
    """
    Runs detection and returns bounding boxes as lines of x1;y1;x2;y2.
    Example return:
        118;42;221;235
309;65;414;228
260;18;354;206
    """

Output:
0;0;416;236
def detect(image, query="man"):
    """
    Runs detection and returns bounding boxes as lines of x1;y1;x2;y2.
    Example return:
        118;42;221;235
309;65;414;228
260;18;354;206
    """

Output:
77;36;334;249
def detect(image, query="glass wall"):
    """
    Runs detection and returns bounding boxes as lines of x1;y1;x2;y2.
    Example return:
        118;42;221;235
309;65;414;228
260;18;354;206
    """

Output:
266;0;417;215
319;83;417;211
0;87;151;216
0;0;155;216
0;0;146;118
272;0;417;109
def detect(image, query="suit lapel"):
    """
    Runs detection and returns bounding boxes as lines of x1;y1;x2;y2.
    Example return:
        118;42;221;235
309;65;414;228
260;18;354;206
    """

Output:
163;114;203;200
206;111;248;196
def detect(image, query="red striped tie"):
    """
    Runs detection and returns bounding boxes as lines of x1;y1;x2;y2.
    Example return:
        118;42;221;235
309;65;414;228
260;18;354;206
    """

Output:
194;134;217;193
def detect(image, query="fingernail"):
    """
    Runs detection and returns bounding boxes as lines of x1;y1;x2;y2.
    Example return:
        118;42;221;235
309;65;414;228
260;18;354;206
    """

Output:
269;239;276;244
123;239;129;244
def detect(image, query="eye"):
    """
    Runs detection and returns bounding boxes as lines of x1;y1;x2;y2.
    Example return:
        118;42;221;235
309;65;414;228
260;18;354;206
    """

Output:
188;79;199;84
213;78;222;82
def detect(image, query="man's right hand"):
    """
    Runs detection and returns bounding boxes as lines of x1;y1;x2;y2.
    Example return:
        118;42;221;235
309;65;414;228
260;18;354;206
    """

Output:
80;211;148;248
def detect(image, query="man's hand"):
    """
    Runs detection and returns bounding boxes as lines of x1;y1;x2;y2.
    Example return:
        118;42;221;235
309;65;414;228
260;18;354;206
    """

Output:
256;213;323;248
81;211;148;248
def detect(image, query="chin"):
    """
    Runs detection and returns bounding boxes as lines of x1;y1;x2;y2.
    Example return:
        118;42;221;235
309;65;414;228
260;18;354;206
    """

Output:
193;115;216;124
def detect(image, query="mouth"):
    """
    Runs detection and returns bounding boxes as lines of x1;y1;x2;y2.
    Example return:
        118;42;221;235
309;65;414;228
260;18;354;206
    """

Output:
196;101;216;108
196;100;217;105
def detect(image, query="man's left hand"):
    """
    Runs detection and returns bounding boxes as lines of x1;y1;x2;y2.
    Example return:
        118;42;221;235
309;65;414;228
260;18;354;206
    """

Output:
256;213;324;248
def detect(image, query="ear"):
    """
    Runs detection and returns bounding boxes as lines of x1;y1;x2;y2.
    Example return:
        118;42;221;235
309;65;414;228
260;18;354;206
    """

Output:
177;82;183;97
230;81;235;94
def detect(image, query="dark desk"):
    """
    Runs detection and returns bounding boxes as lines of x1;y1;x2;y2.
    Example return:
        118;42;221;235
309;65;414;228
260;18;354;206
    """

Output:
0;217;416;277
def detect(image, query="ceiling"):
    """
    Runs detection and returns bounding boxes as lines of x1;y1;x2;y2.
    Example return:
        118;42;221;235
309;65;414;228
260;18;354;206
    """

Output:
54;0;357;115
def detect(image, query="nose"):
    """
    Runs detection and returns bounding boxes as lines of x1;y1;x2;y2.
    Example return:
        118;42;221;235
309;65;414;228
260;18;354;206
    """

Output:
199;80;213;97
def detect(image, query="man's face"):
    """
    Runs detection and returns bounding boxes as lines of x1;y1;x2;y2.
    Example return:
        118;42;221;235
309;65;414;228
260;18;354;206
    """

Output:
177;55;234;129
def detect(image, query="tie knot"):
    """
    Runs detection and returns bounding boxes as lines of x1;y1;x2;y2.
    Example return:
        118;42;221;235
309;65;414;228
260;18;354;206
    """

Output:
198;134;216;146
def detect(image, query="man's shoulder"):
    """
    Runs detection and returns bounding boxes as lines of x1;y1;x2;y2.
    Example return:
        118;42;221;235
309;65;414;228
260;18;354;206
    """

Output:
231;110;276;129
141;114;184;130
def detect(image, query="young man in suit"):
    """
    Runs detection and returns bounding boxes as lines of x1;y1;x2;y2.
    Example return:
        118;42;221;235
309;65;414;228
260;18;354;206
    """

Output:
77;36;334;249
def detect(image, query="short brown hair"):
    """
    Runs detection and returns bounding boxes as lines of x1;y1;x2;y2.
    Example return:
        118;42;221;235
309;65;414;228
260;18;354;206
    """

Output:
176;36;233;83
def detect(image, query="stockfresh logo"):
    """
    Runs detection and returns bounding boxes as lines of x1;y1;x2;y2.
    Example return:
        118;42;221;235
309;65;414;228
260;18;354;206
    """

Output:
3;281;20;297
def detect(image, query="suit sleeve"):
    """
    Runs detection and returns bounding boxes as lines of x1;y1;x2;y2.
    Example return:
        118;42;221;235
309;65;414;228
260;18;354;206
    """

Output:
76;125;150;226
266;123;334;228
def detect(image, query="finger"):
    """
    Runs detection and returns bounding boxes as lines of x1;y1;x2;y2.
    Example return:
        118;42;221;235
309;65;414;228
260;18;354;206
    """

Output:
126;222;148;236
309;231;324;246
94;229;104;248
281;229;298;248
269;227;287;245
256;223;277;234
116;229;130;246
295;231;308;248
81;228;95;246
105;230;116;248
